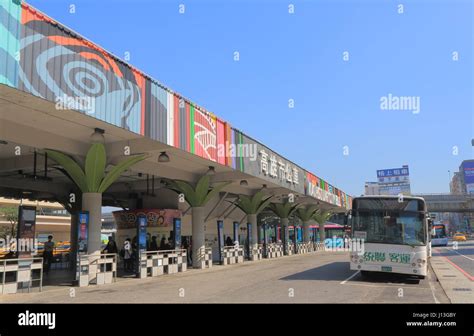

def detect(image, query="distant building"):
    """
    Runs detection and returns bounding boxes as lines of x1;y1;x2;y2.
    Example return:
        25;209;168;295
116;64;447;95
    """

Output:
364;165;411;196
449;160;474;195
449;172;463;195
364;182;380;195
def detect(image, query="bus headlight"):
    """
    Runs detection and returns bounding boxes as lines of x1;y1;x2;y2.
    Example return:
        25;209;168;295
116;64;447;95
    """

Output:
411;263;416;267
413;269;417;273
417;259;421;263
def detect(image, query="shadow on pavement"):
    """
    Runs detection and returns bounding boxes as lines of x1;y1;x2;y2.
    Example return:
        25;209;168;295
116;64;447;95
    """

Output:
279;262;351;281
355;272;421;285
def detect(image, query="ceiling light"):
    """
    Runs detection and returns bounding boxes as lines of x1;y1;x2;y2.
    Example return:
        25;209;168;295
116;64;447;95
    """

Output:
158;151;170;163
90;128;105;144
206;166;216;175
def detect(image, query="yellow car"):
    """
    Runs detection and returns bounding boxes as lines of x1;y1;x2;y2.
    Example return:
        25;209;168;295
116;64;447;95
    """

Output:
453;233;467;241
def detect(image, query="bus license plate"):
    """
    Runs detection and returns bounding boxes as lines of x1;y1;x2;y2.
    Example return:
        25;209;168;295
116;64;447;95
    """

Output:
381;266;392;272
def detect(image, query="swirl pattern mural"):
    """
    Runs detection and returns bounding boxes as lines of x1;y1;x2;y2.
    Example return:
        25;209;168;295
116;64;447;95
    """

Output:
18;4;142;133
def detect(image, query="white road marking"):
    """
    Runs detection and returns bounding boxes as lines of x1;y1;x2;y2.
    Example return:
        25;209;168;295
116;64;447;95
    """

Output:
340;271;360;284
448;248;474;261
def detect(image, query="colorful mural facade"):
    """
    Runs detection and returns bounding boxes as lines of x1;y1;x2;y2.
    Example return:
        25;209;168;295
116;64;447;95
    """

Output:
0;0;351;209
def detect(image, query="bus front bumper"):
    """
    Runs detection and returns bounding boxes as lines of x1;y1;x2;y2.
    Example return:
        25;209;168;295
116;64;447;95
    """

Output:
350;262;427;277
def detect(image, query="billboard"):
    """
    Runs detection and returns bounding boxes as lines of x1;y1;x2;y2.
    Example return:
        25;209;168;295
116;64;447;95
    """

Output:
376;165;411;195
462;161;474;185
113;209;181;229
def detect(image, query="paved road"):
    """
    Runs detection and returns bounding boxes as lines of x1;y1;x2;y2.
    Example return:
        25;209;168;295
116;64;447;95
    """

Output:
0;251;449;303
433;241;474;280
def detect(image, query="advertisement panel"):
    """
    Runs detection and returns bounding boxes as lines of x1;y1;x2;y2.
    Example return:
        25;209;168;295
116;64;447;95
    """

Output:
113;209;181;229
173;218;182;248
462;161;474;185
376;165;411;195
137;216;147;252
77;212;89;254
17;206;36;258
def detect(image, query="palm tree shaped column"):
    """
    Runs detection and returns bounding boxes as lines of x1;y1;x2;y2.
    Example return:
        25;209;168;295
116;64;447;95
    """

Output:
313;209;333;245
46;143;146;255
296;206;319;247
166;176;229;268
234;191;273;260
269;201;300;255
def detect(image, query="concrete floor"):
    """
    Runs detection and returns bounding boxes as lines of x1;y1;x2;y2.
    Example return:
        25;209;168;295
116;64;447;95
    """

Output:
0;250;451;303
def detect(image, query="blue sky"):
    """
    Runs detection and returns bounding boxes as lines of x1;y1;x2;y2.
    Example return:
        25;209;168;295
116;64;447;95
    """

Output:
28;0;473;196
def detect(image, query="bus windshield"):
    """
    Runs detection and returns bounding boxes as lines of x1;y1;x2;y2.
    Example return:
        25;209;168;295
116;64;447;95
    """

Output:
432;225;447;239
352;211;426;246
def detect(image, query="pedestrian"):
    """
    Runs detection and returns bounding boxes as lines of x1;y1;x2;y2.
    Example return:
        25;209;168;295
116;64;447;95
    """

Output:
165;238;172;250
123;238;133;272
159;237;167;250
103;238;118;254
149;236;159;251
43;235;55;275
225;236;233;247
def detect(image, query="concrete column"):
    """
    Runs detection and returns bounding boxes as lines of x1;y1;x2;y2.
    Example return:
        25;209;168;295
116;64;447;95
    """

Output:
82;192;102;255
192;206;205;268
281;217;289;255
303;221;310;243
248;214;258;252
319;222;326;242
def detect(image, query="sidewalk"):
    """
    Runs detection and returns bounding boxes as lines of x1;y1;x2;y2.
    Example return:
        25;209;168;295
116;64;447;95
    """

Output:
430;256;474;303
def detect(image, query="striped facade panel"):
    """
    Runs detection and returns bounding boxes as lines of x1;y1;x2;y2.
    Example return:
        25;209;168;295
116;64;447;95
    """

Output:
231;128;244;171
0;0;21;87
16;3;143;134
225;122;232;167
216;118;226;165
146;81;168;143
178;98;188;152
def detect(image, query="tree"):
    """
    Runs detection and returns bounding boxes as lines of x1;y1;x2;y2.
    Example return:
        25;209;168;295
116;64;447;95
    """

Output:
0;206;18;239
45;143;147;254
313;209;333;243
166;175;230;268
